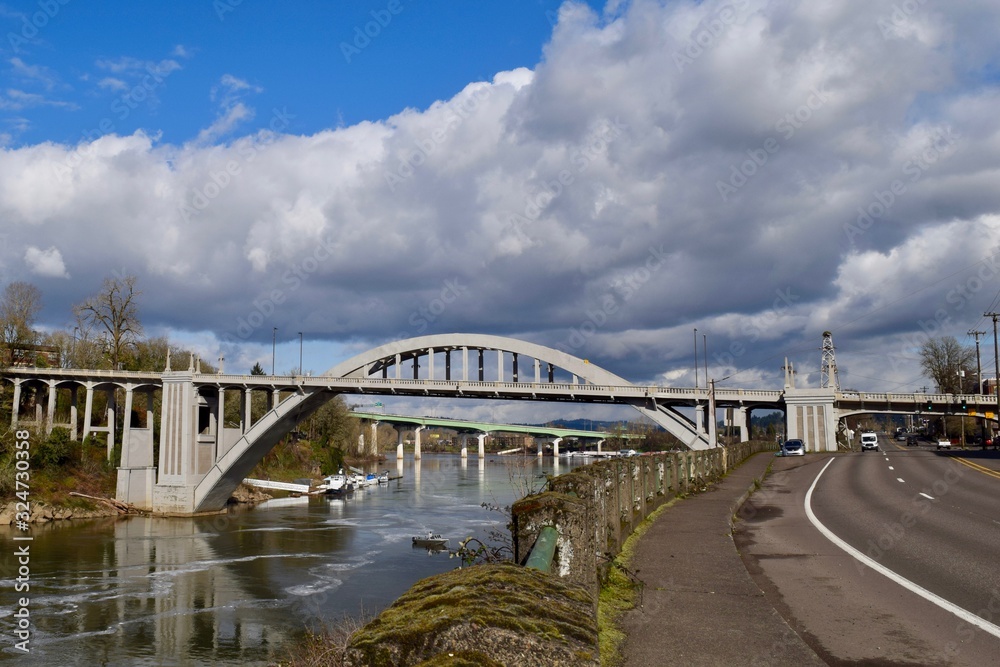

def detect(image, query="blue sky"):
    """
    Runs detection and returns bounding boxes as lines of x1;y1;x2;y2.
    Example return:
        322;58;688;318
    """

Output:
3;1;604;146
3;0;1000;423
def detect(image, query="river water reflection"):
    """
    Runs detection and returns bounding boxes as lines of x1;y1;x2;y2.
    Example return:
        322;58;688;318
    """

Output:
1;455;579;665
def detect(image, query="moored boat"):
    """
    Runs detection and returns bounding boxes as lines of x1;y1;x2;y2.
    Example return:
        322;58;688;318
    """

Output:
318;470;347;494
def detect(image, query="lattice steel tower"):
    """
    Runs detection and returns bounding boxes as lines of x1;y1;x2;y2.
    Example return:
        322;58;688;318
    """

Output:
820;330;841;390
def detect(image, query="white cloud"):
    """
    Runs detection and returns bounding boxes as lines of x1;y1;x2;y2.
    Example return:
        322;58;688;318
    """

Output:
194;101;254;145
9;57;59;91
24;246;69;278
2;0;1000;396
98;77;128;92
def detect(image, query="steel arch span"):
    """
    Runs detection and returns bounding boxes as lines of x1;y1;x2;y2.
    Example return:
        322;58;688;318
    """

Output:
192;333;708;512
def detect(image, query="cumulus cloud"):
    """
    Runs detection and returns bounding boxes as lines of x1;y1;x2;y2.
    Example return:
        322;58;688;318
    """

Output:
2;0;1000;396
24;246;69;278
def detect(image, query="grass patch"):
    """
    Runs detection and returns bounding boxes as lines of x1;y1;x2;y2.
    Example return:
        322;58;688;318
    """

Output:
270;611;374;667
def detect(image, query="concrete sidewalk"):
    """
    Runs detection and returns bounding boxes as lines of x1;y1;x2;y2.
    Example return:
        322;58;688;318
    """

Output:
619;452;825;667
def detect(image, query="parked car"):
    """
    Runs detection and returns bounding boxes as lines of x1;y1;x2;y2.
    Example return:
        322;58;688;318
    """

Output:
779;439;805;456
936;438;952;450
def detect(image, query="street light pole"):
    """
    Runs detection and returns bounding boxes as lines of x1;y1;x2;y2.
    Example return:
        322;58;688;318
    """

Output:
987;312;1000;448
272;327;277;375
298;332;303;376
693;327;698;389
703;333;708;386
958;369;965;448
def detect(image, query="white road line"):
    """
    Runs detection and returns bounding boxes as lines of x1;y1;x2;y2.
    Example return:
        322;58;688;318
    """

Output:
920;492;935;500
889;466;894;470
806;458;1000;640
897;477;905;483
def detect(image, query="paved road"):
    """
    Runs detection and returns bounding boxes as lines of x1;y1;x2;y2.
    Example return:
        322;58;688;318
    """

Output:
736;444;1000;665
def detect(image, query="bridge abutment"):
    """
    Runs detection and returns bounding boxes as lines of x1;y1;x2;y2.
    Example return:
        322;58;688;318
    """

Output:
784;388;838;451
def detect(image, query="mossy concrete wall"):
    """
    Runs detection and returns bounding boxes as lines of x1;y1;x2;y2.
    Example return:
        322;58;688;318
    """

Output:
512;442;775;595
344;442;775;665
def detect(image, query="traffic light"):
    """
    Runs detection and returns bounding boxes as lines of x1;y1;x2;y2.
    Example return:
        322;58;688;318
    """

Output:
926;400;933;412
961;397;967;411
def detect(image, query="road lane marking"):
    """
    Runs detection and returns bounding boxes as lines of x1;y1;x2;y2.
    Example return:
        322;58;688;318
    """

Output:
888;466;894;470
806;458;1000;640
919;492;935;500
953;457;1000;480
896;477;905;483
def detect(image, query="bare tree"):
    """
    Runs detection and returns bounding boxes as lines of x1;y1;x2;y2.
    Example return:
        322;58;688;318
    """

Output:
919;336;975;393
0;281;42;363
74;274;143;369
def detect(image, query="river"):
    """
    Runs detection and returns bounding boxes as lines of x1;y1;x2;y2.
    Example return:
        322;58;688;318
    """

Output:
1;454;579;665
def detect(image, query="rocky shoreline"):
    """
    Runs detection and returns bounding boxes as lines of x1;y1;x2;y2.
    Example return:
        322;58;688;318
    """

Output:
0;500;121;524
0;483;274;525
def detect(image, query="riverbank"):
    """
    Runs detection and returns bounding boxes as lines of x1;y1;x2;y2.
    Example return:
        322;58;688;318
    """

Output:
299;445;774;666
0;482;274;524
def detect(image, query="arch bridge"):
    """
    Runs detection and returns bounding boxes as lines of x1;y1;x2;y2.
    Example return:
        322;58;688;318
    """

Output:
4;333;989;515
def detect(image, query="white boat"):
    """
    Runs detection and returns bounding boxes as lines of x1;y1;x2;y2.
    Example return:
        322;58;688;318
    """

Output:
377;470;390;484
570;450;616;459
318;470;347;494
412;532;448;549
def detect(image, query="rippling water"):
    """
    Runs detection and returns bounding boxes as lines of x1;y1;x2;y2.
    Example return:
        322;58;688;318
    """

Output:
0;454;578;666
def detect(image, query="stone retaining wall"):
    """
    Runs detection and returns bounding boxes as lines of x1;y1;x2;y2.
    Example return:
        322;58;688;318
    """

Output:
511;441;775;597
343;442;775;664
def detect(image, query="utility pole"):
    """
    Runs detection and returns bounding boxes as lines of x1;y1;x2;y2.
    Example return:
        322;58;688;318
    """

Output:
986;313;1000;447
970;329;987;447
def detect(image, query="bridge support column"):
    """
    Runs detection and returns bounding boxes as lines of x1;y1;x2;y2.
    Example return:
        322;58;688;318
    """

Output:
414;426;425;460
104;388;117;461
118;387;156;509
243;388;252;433
552;437;561;458
537;437;543;458
784;388;837;452
694;404;706;435
396;429;404;459
478;433;487;459
736;406;749;442
82;382;93;441
596;438;604;453
45;380;56;434
69;386;79;440
370;421;379;456
460;433;468;459
9;379;20;427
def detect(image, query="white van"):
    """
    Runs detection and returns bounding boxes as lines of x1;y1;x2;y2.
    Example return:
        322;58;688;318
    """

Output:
860;432;878;452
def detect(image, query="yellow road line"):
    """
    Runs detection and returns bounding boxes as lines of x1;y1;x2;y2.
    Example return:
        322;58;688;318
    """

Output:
953;456;1000;480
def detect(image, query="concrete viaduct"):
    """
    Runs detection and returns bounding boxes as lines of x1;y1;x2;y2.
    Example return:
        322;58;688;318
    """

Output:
2;333;993;515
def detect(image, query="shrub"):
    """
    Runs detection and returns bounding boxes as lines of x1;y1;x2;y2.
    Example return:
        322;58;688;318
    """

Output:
32;427;72;468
